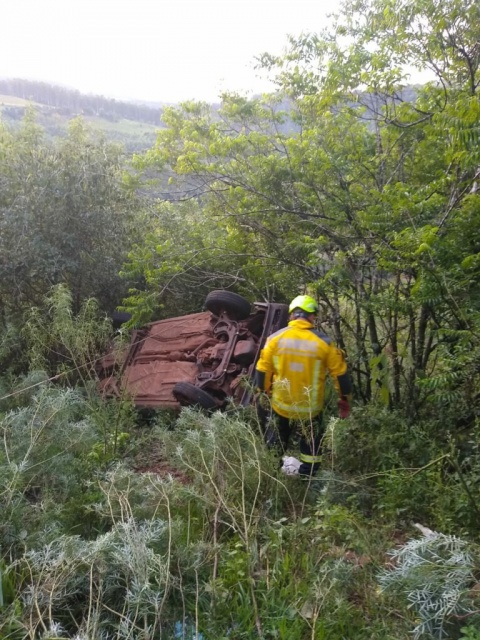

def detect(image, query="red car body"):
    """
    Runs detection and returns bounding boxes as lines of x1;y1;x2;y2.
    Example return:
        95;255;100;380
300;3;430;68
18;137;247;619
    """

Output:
99;291;289;410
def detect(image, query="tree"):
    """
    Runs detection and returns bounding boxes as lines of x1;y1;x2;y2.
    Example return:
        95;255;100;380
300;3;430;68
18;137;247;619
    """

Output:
130;0;480;417
0;113;145;321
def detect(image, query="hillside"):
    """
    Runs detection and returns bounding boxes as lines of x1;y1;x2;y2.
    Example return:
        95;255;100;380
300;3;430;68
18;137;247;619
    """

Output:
0;79;163;152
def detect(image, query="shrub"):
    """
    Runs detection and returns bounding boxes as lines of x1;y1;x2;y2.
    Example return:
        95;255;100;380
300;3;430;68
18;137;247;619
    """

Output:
378;532;480;639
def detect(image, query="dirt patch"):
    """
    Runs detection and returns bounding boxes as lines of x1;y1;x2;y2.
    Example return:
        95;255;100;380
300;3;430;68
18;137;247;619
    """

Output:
134;458;190;485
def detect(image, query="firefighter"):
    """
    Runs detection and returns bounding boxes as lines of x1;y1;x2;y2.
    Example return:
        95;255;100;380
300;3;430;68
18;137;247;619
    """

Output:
255;295;351;477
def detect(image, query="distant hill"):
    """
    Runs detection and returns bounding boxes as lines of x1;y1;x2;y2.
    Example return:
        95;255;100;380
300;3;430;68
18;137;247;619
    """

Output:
0;78;421;153
0;78;165;152
0;78;164;123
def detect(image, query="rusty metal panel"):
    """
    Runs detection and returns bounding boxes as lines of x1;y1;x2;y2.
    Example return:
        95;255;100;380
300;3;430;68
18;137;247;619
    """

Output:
99;300;290;410
122;361;199;408
139;312;213;356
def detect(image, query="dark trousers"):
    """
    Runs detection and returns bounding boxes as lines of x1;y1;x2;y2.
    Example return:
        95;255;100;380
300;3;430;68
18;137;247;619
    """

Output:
262;409;325;477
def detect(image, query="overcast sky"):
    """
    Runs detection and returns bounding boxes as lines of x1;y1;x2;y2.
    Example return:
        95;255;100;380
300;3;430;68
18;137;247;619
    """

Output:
1;0;340;104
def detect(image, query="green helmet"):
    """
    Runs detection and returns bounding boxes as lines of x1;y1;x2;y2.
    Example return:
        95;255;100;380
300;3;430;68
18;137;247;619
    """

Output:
289;295;318;314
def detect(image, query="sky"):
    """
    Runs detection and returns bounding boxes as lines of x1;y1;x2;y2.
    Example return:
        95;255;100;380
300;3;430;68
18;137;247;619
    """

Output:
1;0;340;104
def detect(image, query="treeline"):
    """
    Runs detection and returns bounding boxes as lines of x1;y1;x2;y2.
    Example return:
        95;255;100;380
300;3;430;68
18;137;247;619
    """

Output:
0;77;163;124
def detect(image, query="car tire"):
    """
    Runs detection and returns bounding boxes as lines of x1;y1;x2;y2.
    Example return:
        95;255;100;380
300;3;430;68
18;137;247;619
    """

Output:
172;382;219;410
205;290;251;320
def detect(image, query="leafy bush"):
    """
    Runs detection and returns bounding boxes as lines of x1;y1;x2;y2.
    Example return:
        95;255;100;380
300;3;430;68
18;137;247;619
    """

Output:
22;284;113;383
325;405;480;537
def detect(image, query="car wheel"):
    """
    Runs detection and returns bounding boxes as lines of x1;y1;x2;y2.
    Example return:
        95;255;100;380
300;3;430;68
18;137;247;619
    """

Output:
172;382;219;410
205;290;251;320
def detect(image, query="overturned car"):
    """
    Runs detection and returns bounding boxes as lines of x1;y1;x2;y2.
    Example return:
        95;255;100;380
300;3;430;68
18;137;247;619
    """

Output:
98;290;289;410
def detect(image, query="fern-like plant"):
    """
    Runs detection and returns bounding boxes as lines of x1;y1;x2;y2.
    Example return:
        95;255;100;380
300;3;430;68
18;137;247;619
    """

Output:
378;532;479;639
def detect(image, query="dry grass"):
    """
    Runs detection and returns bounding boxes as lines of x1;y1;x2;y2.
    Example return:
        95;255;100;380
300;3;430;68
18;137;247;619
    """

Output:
0;94;36;106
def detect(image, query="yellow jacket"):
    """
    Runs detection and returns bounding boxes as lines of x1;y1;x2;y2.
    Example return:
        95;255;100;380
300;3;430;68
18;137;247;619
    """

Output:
255;319;349;420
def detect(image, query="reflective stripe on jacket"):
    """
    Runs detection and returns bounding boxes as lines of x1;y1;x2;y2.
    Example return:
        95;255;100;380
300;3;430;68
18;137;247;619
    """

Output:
255;318;348;420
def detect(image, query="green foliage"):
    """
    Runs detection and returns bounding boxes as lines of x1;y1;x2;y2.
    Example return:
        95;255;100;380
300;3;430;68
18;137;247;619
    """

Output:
0;114;145;321
125;0;480;419
1;0;480;636
0;559;16;607
327;406;433;474
0;372;472;638
121;199;262;323
0;322;27;382
325;405;480;537
138;408;295;534
0;381;98;551
0;405;415;639
0;326;138;549
460;626;480;640
86;397;135;468
22;284;113;383
379;533;480;639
